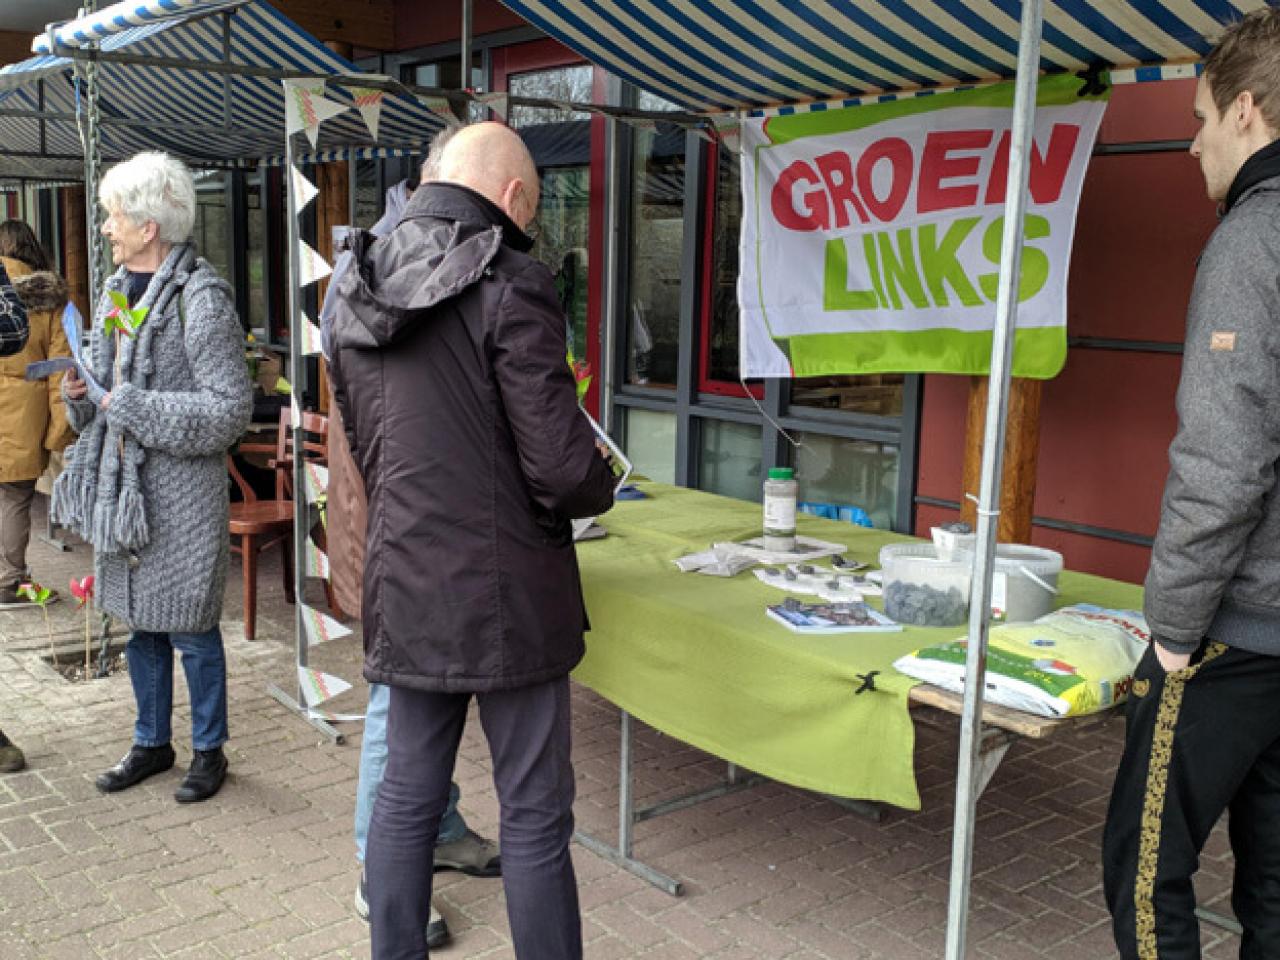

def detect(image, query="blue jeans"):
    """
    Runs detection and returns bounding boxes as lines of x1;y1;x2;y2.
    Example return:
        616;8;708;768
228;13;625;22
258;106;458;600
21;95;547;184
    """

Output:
126;627;228;753
355;682;466;863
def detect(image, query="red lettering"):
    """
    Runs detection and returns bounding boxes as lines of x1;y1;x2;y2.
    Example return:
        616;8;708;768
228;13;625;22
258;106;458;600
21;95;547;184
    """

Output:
985;123;1083;205
813;151;868;228
856;137;913;222
918;129;992;214
770;160;829;231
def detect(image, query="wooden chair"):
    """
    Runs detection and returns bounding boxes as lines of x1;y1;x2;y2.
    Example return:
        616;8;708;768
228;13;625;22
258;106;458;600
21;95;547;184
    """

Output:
228;407;339;641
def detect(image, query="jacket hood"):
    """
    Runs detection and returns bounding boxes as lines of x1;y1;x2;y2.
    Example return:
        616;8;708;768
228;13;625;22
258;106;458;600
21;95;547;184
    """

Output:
330;182;534;350
7;268;68;314
1223;137;1280;215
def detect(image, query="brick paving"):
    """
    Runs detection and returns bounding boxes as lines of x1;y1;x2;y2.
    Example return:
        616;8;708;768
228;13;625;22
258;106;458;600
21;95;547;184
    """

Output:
0;499;1243;958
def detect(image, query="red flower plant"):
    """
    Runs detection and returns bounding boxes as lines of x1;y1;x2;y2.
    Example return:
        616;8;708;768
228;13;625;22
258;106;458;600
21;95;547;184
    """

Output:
71;575;95;677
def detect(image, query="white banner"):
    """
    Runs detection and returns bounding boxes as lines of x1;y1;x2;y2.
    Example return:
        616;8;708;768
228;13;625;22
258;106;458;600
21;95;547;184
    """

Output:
739;75;1107;380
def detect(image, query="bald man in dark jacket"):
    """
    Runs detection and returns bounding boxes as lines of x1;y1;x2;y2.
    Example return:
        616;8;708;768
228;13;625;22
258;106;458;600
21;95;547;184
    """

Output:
329;122;614;960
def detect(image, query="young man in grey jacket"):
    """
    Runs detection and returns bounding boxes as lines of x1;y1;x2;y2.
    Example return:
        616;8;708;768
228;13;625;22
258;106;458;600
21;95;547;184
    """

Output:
1103;9;1280;958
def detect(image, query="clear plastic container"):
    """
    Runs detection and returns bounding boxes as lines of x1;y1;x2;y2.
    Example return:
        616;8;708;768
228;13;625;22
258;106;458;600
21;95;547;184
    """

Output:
878;543;971;626
961;544;1063;623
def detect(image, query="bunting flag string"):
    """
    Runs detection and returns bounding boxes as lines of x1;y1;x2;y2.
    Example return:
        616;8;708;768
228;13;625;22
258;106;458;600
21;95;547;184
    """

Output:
350;86;385;141
296;665;352;707
300;602;352;647
290;165;318;211
282;78;349;150
305;539;331;580
298;240;333;287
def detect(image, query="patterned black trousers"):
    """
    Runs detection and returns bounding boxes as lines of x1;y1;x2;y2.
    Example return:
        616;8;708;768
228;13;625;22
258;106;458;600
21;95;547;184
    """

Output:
1103;640;1280;959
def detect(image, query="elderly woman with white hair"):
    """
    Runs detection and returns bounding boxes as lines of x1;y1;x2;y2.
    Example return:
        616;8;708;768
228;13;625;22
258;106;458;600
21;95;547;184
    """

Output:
58;151;252;803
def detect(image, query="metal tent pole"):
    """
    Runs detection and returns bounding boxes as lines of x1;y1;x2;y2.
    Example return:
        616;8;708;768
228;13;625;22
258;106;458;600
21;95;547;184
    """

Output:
265;132;341;744
943;2;1044;958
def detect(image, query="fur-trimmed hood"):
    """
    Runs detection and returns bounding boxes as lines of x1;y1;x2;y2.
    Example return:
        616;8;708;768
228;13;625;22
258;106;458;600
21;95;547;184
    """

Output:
12;271;69;313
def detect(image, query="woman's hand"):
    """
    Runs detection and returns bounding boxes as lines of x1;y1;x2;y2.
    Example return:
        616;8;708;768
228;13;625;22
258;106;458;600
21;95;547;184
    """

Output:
64;367;87;400
99;392;111;411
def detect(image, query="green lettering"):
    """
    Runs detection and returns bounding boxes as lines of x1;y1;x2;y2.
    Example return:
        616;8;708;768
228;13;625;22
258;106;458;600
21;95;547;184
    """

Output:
863;234;887;309
979;214;1051;303
877;228;929;310
918;218;983;308
823;236;880;311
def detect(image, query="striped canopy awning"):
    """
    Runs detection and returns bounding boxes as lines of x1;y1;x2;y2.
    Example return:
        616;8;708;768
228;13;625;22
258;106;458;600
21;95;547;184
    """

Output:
499;0;1277;112
0;0;445;178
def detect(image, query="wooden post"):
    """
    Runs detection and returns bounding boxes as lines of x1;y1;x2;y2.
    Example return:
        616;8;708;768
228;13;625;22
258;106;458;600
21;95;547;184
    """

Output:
958;376;1042;544
60;185;91;321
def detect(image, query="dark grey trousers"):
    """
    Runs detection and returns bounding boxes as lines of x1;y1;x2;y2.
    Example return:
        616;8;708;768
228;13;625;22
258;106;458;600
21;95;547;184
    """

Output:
367;675;581;960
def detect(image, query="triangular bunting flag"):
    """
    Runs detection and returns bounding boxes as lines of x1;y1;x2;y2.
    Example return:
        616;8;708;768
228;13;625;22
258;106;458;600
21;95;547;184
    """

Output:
416;94;457;124
711;115;741;153
290;165;319;211
298;240;333;287
618;115;658;132
305;539;330;580
296;665;352;707
300;602;351;647
290;394;301;429
304;461;330;504
301;314;323;356
282;78;350;149
350;87;385;141
475;91;509;121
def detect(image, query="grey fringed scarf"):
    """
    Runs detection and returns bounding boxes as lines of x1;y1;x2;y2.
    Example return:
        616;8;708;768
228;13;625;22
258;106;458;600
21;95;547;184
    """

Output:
52;244;195;555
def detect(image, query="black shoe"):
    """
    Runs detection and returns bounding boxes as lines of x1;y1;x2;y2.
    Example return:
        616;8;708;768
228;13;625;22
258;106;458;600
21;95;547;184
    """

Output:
354;870;450;948
174;747;227;803
0;728;24;773
95;744;175;793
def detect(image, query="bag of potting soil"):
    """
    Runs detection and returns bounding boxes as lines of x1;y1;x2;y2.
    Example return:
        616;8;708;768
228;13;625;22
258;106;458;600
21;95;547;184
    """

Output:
892;604;1149;718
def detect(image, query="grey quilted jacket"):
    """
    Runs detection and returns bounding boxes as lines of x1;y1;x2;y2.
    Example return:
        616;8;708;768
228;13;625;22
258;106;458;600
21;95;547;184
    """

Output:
62;245;252;633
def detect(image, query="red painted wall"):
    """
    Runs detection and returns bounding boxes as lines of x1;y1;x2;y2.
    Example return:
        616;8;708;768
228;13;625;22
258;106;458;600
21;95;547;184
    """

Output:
392;0;526;51
913;79;1220;584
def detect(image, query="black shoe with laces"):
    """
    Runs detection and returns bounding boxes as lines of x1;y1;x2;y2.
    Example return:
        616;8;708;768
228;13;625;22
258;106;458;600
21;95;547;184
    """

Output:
174;747;227;803
95;744;175;793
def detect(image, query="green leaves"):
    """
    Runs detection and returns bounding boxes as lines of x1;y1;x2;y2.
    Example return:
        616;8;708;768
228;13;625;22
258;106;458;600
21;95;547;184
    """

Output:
17;582;51;606
567;350;592;405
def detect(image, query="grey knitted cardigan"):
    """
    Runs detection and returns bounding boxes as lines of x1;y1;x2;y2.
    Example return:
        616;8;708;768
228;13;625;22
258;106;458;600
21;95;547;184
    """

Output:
56;244;252;633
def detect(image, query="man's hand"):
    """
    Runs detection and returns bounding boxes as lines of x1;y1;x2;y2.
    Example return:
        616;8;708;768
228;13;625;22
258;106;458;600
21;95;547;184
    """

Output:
1153;642;1192;673
64;367;87;400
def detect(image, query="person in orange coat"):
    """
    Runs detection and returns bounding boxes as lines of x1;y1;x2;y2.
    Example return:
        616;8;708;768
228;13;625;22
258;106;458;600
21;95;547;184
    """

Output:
0;221;72;611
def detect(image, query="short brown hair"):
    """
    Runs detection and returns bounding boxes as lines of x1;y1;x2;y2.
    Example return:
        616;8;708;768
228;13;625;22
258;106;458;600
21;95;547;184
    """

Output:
1204;7;1280;132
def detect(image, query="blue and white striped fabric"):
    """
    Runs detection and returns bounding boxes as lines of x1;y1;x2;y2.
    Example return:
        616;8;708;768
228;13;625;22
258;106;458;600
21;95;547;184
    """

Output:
30;0;246;54
498;0;1276;112
0;0;445;175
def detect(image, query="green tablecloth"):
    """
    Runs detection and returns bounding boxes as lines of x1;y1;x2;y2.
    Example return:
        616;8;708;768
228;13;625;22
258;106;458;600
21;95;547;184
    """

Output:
574;482;1144;810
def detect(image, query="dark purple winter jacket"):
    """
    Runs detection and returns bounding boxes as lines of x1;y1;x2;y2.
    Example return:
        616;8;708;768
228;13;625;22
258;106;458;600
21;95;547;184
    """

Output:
328;182;615;692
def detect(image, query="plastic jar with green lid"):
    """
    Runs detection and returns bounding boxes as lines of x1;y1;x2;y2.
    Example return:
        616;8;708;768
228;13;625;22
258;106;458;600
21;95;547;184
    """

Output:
763;466;798;551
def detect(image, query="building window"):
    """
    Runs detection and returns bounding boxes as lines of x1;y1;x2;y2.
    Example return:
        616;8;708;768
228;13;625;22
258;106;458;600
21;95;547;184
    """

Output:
508;64;592;127
697;418;761;503
792;433;899;529
625;122;686;388
193;170;230;281
621;407;677;485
